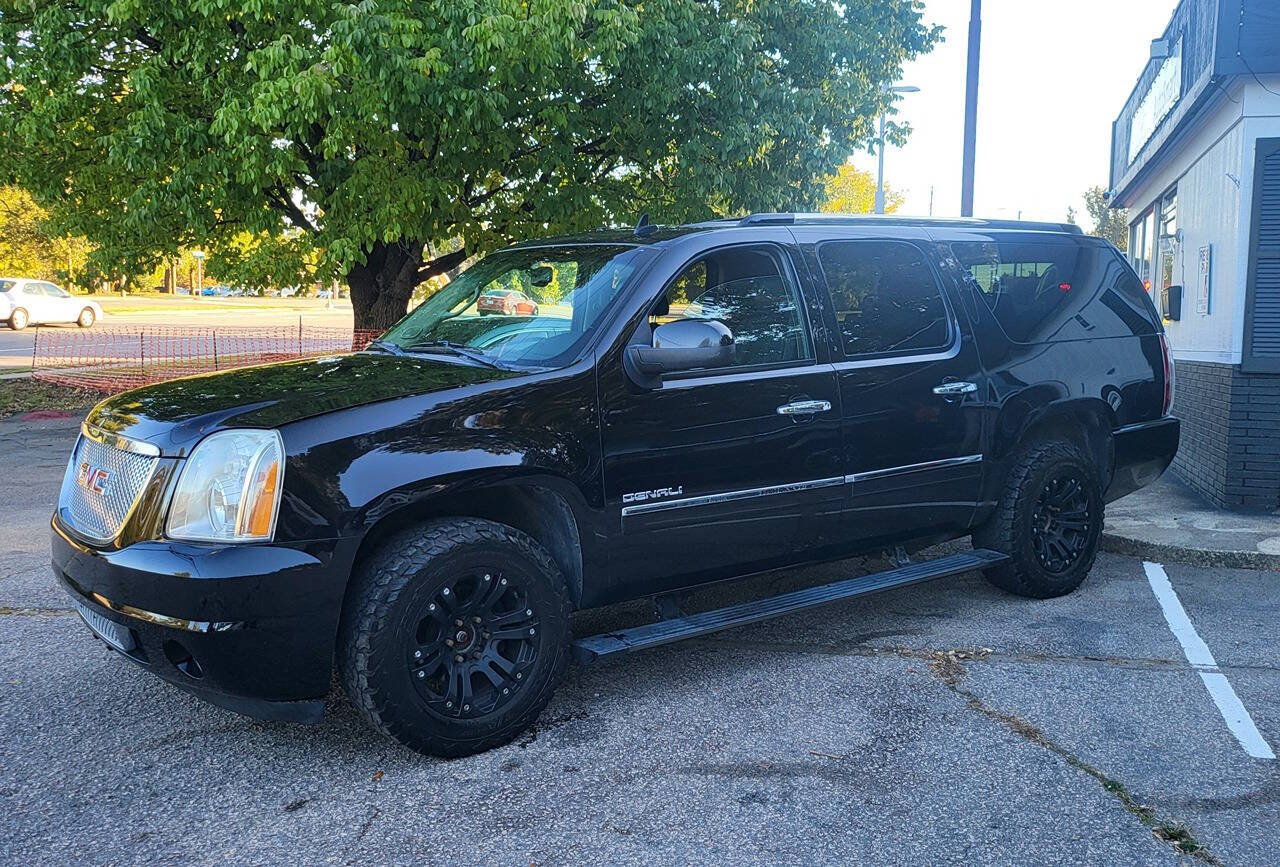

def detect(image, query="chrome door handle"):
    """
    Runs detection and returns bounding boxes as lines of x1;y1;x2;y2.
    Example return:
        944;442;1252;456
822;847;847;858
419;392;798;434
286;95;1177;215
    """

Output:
776;399;832;416
932;381;977;396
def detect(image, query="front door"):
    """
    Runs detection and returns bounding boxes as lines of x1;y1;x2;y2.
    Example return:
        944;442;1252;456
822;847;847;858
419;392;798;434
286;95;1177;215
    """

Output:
800;235;987;543
597;241;844;602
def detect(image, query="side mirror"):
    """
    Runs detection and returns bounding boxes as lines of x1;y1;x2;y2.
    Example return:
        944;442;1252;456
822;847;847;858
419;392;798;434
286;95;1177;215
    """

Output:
625;319;735;388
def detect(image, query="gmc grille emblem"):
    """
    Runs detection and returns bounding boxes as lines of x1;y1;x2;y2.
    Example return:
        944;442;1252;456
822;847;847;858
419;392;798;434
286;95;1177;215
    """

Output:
76;462;112;496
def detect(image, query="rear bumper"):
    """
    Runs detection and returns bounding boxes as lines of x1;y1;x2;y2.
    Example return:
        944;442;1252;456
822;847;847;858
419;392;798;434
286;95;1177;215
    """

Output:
51;517;351;723
1105;417;1180;503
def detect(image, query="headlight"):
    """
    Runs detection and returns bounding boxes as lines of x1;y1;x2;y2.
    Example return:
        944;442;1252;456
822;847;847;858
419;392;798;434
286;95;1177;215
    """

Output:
166;430;284;542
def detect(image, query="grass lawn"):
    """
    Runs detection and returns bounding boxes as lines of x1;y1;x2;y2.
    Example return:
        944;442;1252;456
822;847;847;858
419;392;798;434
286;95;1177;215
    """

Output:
0;378;98;419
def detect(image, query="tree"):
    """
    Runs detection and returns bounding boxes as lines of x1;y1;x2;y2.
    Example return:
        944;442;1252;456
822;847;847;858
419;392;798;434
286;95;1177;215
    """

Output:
1;2;939;330
820;163;903;214
0;187;93;288
1084;186;1128;251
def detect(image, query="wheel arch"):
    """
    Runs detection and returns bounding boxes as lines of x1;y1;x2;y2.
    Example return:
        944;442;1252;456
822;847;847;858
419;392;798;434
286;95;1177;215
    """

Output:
346;475;591;610
990;394;1117;488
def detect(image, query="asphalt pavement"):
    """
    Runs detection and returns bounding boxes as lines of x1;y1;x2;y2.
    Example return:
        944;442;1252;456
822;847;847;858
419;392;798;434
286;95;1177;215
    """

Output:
1;414;1277;865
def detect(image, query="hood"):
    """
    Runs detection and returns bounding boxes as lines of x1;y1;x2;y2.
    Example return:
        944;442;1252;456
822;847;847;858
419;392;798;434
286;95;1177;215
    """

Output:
84;352;520;455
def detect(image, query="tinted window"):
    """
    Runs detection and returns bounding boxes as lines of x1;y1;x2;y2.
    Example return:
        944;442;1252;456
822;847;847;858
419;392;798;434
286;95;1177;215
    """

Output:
818;241;951;357
0;280;15;293
659;247;812;367
950;238;1148;342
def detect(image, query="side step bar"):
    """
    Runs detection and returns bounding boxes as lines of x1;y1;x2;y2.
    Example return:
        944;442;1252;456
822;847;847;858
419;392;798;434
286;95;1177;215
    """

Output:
572;548;1009;665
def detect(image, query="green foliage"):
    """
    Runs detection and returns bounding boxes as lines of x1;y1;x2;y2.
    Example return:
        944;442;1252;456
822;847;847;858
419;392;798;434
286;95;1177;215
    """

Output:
820;163;903;215
0;187;93;288
1084;186;1128;252
0;0;940;326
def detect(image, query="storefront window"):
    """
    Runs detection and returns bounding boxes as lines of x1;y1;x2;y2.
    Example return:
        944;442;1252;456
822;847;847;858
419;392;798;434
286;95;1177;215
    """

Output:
1158;188;1178;299
1130;210;1155;292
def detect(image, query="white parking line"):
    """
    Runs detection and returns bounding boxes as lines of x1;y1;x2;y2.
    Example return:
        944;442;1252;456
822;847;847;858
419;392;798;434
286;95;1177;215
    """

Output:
1143;561;1275;760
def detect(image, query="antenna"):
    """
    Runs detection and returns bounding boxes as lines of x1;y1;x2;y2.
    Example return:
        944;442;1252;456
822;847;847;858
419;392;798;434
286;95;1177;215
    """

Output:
634;214;658;238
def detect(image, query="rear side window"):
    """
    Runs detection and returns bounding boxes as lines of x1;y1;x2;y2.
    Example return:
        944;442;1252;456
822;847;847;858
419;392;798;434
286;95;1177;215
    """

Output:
951;237;1154;341
0;279;14;293
817;240;951;357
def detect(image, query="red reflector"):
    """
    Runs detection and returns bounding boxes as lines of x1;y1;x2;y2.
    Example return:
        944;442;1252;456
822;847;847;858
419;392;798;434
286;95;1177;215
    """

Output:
1058;282;1071;292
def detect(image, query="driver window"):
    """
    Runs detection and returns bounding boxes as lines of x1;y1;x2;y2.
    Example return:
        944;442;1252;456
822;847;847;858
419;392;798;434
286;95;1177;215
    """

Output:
653;246;812;367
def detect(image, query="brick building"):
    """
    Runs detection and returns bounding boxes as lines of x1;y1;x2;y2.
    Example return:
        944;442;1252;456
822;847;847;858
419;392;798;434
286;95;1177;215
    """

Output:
1108;0;1280;510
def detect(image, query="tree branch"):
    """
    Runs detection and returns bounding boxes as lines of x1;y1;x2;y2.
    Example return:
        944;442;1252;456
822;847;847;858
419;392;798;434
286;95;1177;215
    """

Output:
418;247;468;280
268;186;320;235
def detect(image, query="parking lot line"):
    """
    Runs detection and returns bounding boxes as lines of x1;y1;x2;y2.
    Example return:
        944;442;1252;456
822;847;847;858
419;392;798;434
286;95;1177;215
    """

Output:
1143;560;1276;760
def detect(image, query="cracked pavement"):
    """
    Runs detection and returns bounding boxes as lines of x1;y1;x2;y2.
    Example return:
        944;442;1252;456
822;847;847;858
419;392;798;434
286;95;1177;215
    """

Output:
2;414;1278;864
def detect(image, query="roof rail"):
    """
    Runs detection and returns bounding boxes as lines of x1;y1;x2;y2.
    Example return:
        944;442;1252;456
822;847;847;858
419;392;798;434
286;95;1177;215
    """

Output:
738;213;796;226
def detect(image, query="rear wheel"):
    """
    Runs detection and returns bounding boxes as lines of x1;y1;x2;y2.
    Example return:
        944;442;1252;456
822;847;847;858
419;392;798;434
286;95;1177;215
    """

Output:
8;308;28;330
339;518;571;757
974;439;1103;598
77;307;96;328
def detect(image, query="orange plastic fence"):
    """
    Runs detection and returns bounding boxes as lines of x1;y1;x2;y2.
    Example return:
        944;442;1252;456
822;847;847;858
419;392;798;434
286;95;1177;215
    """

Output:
31;325;381;393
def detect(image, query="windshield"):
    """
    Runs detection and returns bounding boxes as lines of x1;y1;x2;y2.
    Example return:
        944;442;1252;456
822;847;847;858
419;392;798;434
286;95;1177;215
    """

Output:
379;244;652;368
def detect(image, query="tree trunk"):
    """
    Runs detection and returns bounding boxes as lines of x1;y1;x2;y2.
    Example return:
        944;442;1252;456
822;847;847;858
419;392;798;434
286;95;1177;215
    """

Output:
347;241;425;333
346;241;468;333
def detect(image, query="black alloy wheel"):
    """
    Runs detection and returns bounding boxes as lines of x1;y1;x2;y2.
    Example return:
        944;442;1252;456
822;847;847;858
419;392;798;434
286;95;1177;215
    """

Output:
1030;473;1091;574
408;570;540;718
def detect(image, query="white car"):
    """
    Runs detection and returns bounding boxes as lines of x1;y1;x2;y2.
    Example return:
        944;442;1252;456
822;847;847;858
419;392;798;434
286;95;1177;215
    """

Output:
0;278;103;330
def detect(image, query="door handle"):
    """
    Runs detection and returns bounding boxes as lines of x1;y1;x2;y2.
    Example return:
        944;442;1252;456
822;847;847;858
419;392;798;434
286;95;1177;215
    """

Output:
932;381;978;396
776;399;832;416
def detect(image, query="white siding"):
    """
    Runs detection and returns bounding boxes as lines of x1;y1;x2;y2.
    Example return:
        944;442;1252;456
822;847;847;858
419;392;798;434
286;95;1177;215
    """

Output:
1119;78;1280;362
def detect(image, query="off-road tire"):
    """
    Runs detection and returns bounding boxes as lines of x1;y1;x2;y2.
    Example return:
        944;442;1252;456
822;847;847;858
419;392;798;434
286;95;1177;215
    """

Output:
974;439;1103;598
338;518;571;758
8;308;28;330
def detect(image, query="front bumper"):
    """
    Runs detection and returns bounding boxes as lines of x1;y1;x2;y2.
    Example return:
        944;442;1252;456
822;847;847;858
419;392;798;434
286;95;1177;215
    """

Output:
52;516;352;723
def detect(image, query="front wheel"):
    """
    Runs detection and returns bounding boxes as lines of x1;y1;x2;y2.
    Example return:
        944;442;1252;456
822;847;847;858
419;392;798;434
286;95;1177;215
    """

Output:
77;307;96;328
339;518;571;757
973;439;1103;598
8;308;28;330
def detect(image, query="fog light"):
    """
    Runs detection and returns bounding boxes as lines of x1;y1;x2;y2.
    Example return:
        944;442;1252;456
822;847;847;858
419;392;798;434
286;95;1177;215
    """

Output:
163;640;204;679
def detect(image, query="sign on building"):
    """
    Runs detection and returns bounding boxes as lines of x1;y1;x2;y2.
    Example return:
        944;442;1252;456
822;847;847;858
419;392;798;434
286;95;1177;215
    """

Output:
1196;244;1211;315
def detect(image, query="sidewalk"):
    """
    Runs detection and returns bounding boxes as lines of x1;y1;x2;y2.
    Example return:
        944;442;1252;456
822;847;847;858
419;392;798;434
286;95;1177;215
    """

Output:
1103;473;1280;570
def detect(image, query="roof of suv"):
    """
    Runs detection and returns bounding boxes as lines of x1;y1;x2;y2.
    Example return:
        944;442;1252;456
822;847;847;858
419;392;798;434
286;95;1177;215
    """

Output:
513;213;1086;249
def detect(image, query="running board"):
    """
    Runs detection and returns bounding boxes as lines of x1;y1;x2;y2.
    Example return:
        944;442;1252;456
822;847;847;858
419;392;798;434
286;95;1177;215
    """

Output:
572;548;1009;664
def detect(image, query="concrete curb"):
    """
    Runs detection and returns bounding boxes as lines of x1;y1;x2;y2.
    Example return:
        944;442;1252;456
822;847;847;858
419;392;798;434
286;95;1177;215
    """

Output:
1101;531;1280;571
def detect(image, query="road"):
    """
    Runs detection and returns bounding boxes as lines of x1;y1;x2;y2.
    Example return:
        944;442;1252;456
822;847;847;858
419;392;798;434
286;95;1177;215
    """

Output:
2;414;1277;864
0;303;354;369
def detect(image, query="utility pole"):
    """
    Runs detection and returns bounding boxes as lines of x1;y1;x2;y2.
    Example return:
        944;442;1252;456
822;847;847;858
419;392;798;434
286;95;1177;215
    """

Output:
960;0;982;217
875;84;921;214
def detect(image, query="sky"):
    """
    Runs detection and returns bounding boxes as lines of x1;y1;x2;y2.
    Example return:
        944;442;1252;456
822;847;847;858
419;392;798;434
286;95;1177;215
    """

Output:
849;0;1181;228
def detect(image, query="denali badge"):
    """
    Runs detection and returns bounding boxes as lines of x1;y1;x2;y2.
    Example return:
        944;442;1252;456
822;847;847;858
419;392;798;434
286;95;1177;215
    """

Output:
76;462;112;496
622;486;684;504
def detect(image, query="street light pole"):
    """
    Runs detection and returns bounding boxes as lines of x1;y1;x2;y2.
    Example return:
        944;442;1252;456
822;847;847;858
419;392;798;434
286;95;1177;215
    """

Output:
960;0;982;217
874;85;920;215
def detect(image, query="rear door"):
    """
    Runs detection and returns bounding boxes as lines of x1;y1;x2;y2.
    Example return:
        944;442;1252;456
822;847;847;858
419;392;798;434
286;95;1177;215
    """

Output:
794;230;987;543
597;240;845;601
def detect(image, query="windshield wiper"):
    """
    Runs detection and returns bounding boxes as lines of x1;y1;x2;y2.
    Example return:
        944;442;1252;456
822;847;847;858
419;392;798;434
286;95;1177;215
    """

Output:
401;340;510;369
364;339;405;356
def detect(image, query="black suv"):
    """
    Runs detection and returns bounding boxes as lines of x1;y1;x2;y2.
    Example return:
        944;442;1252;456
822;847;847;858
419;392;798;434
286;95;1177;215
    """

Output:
51;215;1179;756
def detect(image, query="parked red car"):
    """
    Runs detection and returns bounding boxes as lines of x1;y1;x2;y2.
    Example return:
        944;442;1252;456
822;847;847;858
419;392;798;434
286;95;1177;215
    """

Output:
476;288;539;316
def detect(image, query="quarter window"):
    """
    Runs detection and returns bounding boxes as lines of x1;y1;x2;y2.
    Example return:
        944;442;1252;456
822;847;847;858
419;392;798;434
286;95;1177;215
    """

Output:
657;247;812;367
952;238;1117;342
817;241;951;357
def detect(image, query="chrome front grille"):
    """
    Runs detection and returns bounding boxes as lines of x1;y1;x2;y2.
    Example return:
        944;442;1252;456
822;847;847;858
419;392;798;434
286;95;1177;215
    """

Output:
58;430;159;543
